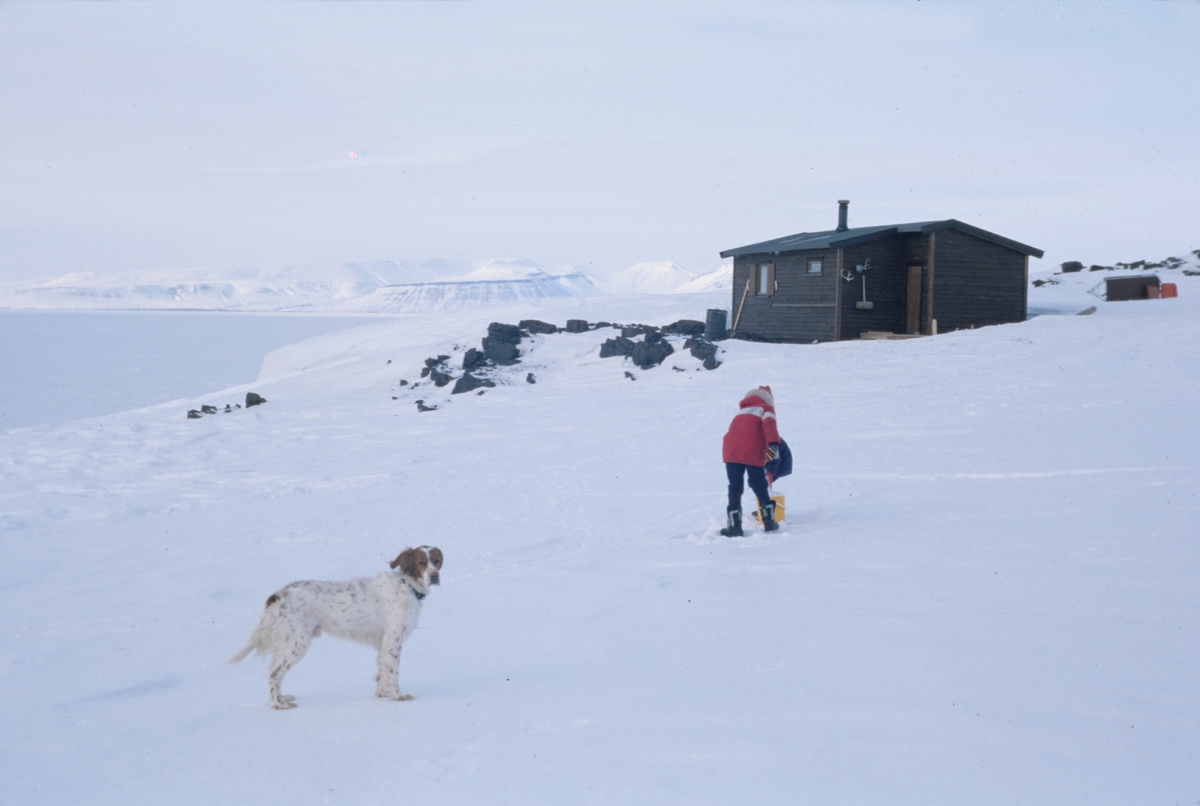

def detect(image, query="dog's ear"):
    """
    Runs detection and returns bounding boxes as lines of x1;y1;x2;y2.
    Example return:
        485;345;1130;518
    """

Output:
389;548;417;576
428;547;443;570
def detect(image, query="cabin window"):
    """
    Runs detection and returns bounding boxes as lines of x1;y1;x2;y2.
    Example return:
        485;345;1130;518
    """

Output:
807;259;823;276
756;263;774;296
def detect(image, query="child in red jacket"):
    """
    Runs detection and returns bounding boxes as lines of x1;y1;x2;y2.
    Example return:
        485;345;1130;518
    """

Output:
720;386;781;536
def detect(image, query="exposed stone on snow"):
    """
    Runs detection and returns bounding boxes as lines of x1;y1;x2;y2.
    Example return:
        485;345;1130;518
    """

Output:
662;319;706;336
451;372;495;395
518;319;557;335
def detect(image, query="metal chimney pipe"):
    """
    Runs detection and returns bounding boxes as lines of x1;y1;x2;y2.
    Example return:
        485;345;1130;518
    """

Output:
836;200;849;232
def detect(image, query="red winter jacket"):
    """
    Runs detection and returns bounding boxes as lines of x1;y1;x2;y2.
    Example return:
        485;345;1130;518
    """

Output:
722;387;780;466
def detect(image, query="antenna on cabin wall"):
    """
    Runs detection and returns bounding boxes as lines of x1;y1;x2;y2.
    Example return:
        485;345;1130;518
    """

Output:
841;257;874;309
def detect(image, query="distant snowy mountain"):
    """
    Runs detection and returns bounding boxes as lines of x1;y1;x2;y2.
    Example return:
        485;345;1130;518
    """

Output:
672;264;732;294
598;261;696;295
0;258;602;312
329;259;603;314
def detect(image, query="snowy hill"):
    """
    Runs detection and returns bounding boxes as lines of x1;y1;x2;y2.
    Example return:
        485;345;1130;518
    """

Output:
2;265;1200;803
672;263;733;294
327;259;603;314
598;261;697;294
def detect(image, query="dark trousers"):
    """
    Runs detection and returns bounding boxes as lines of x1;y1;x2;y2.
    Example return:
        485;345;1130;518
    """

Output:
726;463;771;511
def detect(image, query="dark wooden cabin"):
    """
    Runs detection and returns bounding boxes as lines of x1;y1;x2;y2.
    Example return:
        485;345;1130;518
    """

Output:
719;201;1044;342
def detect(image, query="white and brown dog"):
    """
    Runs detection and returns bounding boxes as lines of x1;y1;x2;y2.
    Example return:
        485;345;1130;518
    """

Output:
230;546;443;709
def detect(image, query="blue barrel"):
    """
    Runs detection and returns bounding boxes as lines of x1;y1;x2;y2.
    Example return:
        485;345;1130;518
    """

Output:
705;308;727;341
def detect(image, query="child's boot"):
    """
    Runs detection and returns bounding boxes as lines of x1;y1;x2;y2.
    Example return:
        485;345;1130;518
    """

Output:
720;507;743;537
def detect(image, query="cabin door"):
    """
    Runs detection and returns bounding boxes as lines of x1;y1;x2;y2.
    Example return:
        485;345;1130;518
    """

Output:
905;266;922;334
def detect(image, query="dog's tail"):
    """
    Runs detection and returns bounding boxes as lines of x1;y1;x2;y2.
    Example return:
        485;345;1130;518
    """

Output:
228;638;259;665
229;593;280;664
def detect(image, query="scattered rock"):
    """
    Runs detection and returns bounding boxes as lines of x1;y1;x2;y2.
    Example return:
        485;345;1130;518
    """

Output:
451;372;496;395
624;371;636;381
526;373;536;384
224;404;232;412
462;348;487;371
416;400;437;412
565;319;590;333
631;339;673;369
246;392;267;407
1060;261;1084;273
599;336;636;358
482;322;522;365
662;319;705;336
1089;264;1114;271
386;359;392;364
187;409;202;419
672;366;685;372
201;404;218;414
518;319;557;335
399;379;408;386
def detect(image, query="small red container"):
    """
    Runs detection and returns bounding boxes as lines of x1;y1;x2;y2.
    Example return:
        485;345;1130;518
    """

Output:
1161;283;1178;298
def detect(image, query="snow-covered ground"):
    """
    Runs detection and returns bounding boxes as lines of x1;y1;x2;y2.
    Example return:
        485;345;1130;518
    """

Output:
2;272;1199;804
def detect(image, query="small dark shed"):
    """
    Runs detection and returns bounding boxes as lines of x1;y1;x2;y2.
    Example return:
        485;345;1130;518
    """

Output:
719;201;1044;342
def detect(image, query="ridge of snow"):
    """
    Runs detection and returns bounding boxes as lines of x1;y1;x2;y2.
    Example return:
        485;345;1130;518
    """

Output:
0;259;601;312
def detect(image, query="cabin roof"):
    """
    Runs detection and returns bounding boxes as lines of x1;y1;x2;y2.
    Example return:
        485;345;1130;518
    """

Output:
719;219;1044;259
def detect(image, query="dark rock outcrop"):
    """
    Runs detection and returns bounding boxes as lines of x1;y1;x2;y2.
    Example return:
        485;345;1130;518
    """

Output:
684;337;722;370
451;372;496;395
246;392;267;407
462;348;487;371
482;323;522;365
662;319;705;336
599;336;636;358
565;319;590;333
518;319;557;335
631;339;673;369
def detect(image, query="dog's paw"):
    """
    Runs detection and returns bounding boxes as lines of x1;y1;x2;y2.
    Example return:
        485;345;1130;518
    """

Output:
377;690;414;701
272;699;298;710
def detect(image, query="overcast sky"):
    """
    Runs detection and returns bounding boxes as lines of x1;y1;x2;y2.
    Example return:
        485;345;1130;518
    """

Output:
1;0;1197;282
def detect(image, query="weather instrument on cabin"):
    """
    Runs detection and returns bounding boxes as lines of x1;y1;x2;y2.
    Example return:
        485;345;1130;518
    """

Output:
842;257;874;309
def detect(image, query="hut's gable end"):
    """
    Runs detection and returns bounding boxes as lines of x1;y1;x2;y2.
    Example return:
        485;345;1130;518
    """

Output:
731;250;837;342
932;229;1028;331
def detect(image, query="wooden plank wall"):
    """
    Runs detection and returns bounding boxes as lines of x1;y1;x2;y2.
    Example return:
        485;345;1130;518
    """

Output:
731;250;838;341
932;229;1028;331
837;238;908;339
